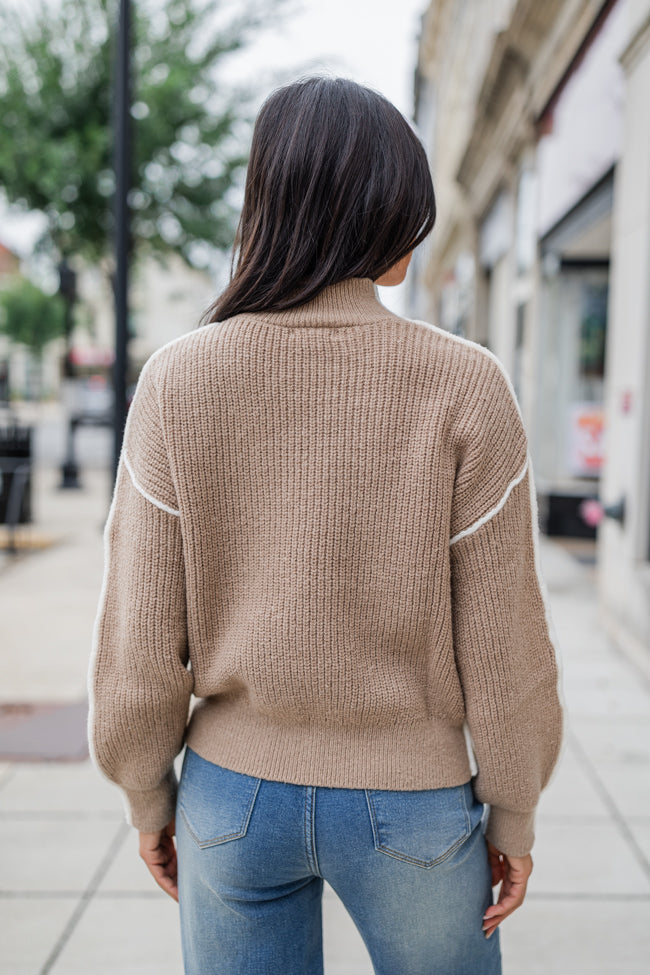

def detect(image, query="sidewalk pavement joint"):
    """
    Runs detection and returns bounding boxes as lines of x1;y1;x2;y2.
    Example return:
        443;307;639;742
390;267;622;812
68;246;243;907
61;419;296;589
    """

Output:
38;821;130;975
567;728;650;882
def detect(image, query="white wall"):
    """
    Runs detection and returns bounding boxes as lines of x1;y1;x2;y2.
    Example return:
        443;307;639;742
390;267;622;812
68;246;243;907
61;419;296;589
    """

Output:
598;0;650;648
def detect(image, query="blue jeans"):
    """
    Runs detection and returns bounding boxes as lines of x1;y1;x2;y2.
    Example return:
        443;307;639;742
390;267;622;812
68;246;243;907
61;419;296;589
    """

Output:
175;746;501;975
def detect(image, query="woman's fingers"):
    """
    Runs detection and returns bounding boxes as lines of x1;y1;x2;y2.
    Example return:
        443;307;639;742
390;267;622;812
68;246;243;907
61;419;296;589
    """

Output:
483;877;527;936
486;840;505;888
149;837;179;902
139;820;179;903
482;848;533;938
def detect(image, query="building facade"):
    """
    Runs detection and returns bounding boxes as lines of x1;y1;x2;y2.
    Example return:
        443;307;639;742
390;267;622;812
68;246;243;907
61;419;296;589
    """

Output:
411;0;650;653
0;245;214;402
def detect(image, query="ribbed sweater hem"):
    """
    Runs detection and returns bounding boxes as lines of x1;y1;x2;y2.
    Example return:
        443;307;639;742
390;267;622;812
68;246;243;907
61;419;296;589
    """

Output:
484;805;536;858
123;769;178;833
183;698;472;791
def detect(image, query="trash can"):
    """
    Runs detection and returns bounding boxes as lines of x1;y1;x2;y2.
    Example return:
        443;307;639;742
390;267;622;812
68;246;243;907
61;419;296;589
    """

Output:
0;425;32;526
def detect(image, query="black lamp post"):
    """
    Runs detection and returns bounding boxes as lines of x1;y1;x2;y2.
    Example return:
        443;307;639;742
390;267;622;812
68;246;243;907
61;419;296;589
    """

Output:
58;259;77;378
58;259;81;488
112;0;131;488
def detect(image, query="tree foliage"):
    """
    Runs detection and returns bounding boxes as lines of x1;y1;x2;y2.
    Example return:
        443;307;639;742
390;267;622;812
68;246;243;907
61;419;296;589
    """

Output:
0;0;283;269
0;278;66;356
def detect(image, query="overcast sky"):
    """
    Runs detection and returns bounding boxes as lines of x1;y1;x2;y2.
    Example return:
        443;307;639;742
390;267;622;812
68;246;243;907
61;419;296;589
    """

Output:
1;0;428;309
236;0;426;116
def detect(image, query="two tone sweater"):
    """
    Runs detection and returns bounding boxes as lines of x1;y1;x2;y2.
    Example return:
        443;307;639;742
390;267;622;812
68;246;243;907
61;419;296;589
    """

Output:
88;276;563;857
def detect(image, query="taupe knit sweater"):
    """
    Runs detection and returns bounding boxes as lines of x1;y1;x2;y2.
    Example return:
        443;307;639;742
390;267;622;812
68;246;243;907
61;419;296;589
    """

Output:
88;277;563;857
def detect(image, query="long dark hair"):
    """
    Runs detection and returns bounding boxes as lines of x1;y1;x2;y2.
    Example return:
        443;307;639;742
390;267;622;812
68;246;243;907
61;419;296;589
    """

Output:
201;76;436;324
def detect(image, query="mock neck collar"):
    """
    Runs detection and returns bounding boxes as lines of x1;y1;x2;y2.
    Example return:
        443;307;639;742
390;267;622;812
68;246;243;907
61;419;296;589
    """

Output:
247;277;400;328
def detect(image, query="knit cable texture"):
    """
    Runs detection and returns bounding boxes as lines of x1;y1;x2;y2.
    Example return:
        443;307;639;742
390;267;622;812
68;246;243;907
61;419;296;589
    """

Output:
87;277;563;856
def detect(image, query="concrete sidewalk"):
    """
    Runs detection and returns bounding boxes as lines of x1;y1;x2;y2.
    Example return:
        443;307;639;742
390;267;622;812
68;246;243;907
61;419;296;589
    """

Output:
1;456;650;974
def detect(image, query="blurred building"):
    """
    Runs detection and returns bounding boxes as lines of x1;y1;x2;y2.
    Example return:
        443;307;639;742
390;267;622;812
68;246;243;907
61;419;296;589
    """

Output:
411;0;650;652
0;241;20;278
77;253;215;380
0;247;214;401
0;240;41;401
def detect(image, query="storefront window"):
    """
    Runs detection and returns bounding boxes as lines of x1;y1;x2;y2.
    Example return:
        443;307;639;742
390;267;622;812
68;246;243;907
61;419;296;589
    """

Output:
578;279;607;383
536;266;608;488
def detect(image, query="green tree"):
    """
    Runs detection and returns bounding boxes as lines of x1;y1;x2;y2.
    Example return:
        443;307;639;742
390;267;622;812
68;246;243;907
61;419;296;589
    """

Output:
0;0;284;271
0;278;67;397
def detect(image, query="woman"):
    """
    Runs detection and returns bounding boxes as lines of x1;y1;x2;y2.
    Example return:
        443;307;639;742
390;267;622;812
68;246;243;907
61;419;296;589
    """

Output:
88;76;563;974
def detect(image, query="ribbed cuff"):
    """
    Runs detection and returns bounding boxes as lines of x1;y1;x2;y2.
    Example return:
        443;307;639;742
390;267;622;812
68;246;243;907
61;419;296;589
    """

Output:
484;804;535;857
122;768;178;832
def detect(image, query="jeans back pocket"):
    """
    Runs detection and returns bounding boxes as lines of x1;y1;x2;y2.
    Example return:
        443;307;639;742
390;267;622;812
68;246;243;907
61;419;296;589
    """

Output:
177;747;262;849
364;781;480;868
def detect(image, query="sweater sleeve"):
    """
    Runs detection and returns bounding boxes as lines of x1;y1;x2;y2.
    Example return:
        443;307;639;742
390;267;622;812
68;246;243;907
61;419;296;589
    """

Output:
449;356;563;857
87;352;193;832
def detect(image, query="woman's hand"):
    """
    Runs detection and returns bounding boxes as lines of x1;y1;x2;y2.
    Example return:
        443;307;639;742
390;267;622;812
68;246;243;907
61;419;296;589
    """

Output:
138;817;179;902
482;840;533;938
